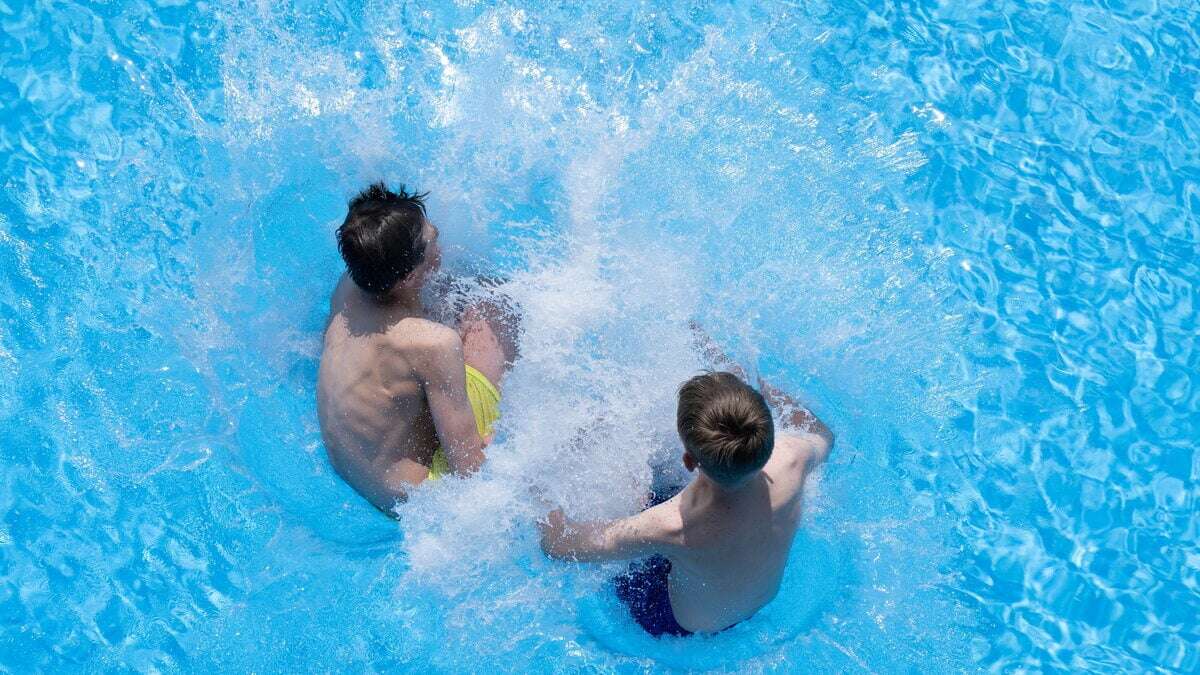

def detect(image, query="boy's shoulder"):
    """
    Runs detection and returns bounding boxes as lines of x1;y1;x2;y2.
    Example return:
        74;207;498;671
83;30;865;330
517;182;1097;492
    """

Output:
764;434;823;486
637;493;688;548
391;317;457;343
380;317;460;353
770;432;808;462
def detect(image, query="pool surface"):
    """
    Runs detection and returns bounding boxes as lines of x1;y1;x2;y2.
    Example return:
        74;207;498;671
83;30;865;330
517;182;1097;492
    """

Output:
1;0;1197;671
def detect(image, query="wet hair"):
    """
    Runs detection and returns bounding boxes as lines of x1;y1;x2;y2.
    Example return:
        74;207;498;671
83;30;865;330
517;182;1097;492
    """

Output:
676;371;775;486
336;182;429;297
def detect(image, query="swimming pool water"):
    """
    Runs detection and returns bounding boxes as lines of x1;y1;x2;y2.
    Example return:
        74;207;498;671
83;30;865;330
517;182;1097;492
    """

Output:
1;0;1197;671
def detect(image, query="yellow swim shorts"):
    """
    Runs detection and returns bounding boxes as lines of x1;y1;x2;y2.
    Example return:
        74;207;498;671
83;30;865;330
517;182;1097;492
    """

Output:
427;364;501;479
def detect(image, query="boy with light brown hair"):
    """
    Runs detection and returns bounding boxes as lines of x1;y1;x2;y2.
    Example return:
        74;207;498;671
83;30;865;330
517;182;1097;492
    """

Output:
538;360;834;637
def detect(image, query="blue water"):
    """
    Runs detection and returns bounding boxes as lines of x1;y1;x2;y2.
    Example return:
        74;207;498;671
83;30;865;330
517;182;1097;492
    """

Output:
2;0;1197;671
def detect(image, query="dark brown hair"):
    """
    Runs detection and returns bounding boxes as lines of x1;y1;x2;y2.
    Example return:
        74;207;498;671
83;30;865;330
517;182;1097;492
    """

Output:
676;371;774;486
336;182;428;297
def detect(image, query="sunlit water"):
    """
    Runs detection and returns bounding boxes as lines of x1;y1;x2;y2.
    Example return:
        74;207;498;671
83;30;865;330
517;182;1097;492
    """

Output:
2;0;1197;671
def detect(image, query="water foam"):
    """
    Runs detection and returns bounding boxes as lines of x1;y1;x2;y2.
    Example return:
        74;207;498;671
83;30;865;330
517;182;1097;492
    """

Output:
7;0;976;670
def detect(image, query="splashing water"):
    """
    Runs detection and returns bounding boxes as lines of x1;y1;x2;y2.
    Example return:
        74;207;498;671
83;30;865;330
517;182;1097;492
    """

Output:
2;0;1196;672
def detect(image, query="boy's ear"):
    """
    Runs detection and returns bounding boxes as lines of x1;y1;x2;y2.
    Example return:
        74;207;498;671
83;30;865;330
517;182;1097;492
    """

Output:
682;451;697;472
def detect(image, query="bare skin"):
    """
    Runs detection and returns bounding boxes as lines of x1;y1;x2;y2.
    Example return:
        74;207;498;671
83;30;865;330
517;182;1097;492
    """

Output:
317;220;515;515
538;331;834;633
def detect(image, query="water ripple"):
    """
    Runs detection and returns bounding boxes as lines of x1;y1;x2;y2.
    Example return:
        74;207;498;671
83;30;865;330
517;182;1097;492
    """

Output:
2;0;1198;672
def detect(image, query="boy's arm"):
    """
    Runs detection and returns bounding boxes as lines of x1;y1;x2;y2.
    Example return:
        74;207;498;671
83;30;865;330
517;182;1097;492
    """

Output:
757;377;834;467
689;320;750;380
538;504;678;563
688;322;833;467
413;324;489;475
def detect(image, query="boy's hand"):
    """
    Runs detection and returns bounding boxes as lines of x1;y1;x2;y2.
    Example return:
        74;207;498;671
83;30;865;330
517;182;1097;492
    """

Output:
538;508;568;556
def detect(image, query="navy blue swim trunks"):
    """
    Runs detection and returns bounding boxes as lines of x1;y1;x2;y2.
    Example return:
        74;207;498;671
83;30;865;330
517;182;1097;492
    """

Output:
612;554;693;638
612;481;696;638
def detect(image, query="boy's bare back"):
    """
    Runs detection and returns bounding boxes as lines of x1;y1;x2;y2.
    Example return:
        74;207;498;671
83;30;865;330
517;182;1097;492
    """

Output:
318;183;517;515
318;276;463;510
539;366;834;635
637;433;823;632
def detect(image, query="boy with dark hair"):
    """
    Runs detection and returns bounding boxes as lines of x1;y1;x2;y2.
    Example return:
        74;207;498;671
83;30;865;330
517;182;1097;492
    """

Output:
318;182;517;515
538;356;833;636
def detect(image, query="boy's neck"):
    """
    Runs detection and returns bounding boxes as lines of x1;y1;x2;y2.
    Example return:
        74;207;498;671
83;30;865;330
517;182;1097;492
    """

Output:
693;471;758;502
372;285;424;314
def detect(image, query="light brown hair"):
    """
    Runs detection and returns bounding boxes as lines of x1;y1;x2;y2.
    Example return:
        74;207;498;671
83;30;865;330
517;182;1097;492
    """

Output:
676;371;774;486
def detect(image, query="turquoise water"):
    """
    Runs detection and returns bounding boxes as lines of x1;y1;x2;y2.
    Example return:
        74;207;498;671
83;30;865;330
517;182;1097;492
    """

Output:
2;0;1197;671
